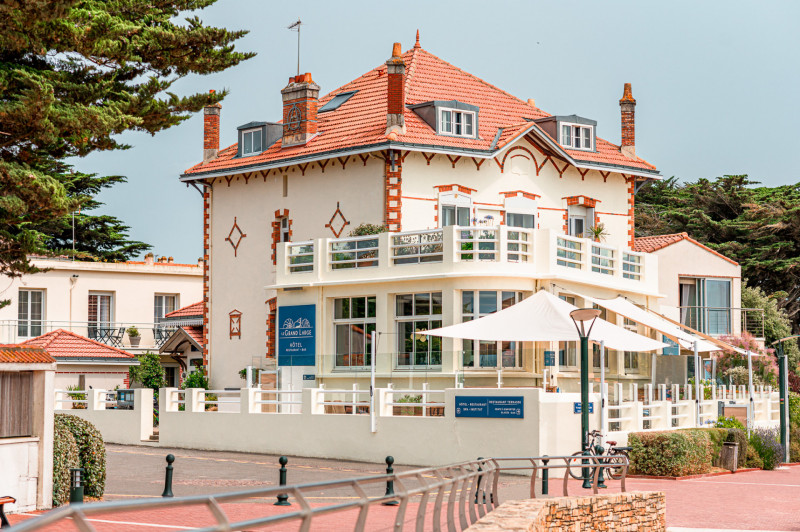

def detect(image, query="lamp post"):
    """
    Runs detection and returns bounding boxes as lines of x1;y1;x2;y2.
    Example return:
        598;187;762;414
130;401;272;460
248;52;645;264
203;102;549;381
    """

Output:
570;307;602;489
771;335;800;464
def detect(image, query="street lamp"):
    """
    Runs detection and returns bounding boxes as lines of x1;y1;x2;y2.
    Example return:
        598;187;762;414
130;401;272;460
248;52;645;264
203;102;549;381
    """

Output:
771;335;800;464
570;307;602;489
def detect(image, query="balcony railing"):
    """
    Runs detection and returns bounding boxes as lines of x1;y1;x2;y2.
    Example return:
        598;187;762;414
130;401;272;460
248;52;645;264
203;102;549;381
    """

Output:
0;320;179;350
678;306;765;339
276;226;655;292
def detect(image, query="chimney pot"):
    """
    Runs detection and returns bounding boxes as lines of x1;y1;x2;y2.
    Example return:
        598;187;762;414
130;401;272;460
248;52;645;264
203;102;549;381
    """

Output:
144;252;154;265
527;98;536;107
385;42;406;135
619;83;636;158
203;91;221;163
281;72;320;147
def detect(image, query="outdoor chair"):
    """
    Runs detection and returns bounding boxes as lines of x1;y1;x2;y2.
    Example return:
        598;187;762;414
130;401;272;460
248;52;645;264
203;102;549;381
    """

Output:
0;495;15;528
153;327;167;348
107;327;125;347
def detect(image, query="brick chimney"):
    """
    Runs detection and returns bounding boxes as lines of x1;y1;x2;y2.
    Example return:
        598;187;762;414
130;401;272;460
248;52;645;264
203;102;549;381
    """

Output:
619;83;636;158
386;42;406;135
281;73;320;147
203;91;221;163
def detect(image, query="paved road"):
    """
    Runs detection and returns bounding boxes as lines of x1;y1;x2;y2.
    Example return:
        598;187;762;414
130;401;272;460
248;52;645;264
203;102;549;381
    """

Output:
10;444;800;530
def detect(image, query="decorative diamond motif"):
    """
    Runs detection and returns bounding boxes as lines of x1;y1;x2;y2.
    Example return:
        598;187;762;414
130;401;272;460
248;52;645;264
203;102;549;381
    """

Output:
325;202;350;238
225;217;247;257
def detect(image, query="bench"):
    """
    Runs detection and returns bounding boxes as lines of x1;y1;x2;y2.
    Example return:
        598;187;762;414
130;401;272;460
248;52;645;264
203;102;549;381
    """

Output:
0;496;15;529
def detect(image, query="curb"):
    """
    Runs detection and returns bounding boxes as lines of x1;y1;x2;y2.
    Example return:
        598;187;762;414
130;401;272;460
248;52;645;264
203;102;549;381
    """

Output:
628;468;761;481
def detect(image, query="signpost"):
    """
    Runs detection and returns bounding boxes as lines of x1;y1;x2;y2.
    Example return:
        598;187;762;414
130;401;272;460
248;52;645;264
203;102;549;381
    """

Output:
454;396;524;419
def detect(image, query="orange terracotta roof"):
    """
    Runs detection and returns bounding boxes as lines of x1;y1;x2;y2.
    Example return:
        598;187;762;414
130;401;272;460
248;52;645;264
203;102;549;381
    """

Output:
0;345;56;364
184;44;657;177
22;329;134;359
634;233;739;265
125;261;200;268
165;302;203;318
183;326;203;347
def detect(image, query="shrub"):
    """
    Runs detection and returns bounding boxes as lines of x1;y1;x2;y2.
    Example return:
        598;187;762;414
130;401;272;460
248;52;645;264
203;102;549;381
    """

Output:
55;414;106;497
715;416;746;430
348;223;386;236
725;428;749;468
52;420;80;506
749;427;784;470
628;430;712;476
690;428;727;463
745;445;764;469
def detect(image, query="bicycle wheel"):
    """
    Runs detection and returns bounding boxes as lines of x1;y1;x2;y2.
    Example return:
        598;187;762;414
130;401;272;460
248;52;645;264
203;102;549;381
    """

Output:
568;451;593;480
605;451;628;480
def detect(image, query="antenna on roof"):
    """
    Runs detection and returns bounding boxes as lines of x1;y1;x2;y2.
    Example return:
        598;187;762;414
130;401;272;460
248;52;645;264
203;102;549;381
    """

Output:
287;19;303;76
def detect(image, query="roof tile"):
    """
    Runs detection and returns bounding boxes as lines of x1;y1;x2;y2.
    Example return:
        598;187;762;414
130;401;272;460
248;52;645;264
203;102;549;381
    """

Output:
0;345;56;364
22;329;134;359
165;302;203;318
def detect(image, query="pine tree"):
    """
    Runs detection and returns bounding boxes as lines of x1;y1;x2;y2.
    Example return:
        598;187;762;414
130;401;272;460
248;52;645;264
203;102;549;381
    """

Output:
0;1;254;284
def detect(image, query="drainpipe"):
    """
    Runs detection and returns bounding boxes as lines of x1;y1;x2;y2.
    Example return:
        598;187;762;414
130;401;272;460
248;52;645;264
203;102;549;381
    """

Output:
599;340;606;445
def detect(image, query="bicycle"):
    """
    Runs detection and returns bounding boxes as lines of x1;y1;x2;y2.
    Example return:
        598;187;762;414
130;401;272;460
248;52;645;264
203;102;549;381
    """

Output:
568;429;631;481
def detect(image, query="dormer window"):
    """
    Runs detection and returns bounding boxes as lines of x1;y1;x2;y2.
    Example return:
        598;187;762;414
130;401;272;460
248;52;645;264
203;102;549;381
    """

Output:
561;123;593;151
440;108;475;137
242;129;262;156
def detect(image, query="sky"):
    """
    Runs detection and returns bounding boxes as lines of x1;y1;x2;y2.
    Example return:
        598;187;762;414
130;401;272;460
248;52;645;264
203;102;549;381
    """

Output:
72;0;800;263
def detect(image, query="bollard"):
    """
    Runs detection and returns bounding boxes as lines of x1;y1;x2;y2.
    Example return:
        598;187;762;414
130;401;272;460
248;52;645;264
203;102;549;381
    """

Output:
381;456;399;506
162;455;175;498
275;456;290;506
594;445;607;489
541;456;549;495
69;468;85;504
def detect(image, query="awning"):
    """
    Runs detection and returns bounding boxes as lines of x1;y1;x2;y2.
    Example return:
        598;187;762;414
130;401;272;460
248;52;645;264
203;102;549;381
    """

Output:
576;295;722;353
424;290;667;352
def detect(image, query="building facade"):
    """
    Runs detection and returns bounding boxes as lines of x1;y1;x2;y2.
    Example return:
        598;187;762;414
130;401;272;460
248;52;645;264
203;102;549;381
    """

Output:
181;36;742;391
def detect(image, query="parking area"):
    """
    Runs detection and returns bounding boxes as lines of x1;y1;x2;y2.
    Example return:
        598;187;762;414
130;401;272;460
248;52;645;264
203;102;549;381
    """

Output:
8;444;800;531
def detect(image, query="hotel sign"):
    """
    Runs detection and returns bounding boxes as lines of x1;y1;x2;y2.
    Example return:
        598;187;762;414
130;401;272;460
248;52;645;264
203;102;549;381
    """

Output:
454;396;524;419
277;304;316;366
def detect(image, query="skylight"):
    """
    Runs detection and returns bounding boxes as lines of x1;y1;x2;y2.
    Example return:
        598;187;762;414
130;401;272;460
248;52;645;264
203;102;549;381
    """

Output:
319;91;357;113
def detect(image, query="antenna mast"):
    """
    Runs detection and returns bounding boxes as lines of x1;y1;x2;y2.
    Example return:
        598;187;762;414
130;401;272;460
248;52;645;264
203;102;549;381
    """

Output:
287;19;302;75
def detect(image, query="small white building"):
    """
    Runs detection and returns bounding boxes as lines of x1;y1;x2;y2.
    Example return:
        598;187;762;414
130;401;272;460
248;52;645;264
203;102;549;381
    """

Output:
0;254;203;362
0;345;55;512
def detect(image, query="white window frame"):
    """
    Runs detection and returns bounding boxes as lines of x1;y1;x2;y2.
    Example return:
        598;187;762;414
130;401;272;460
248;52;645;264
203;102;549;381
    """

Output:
395;292;443;369
18;289;45;338
438;108;476;138
279;217;290;243
154;294;179;323
461;290;524;370
567;204;594;238
439;190;473;227
241;128;263;156
560;123;594;151
332;296;376;370
88;291;114;340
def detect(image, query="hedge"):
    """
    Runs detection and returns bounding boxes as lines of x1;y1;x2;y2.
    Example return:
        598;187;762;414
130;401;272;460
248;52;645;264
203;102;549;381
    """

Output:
52;421;80;506
54;414;107;498
628;430;712;477
725;428;748;468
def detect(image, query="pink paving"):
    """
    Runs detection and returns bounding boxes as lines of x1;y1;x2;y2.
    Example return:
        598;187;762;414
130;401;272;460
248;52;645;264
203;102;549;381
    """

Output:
9;466;800;531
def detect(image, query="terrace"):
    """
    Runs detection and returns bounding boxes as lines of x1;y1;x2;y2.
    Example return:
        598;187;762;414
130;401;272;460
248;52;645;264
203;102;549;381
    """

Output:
274;227;659;294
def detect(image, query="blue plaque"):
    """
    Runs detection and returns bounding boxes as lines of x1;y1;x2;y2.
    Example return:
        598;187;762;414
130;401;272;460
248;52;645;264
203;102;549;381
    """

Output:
662;335;680;356
544;350;555;367
302;374;316;381
455;396;524;419
277;304;316;366
573;402;594;414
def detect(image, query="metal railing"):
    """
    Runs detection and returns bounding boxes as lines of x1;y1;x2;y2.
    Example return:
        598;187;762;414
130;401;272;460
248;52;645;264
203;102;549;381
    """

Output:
556;235;583;269
13;456;627;532
287;241;314;273
678;306;765;338
506;229;533;262
590;243;615;275
392;229;444;264
457;228;498;261
0;319;176;350
330;235;380;269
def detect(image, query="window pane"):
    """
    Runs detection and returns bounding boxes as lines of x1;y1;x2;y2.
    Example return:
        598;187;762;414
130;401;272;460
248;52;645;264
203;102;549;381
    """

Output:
454;112;462;135
367;296;376;318
334;298;350;320
582;127;590;149
457;206;471;226
441;110;451;133
562;125;571;147
365;323;375;366
414;293;430;316
479;291;497;314
502;341;517;367
398;321;414;358
335;324;350;366
415;321;429;364
431;292;442;316
501;291;516;310
18;291;29;321
462;291;474;315
479;341;497;367
396;294;413;317
243;132;253;154
574;127;581;148
463;339;474;367
351;297;366;319
464;113;473;136
252;130;262;153
442;205;455;227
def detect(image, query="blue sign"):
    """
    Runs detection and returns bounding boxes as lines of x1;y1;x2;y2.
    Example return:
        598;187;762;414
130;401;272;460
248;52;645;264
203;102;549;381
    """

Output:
662;335;680;356
455;396;524;419
573;402;594;414
302;374;316;381
277;304;316;366
544;350;556;367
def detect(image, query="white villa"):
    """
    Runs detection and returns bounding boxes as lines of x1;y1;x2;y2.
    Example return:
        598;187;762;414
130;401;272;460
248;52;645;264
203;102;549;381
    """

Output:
0;254;203;388
181;35;758;392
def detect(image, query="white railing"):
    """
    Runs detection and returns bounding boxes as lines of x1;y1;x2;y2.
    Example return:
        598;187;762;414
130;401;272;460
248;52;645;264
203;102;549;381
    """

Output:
54;389;87;408
0;319;181;350
383;386;446;417
329;235;380;269
391;229;444;264
591;243;615;275
555;235;583;269
457;227;498;261
287;241;314;273
506;229;533;262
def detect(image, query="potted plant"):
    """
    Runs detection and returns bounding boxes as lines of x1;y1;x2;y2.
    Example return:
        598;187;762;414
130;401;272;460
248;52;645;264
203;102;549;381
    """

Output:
393;394;423;416
66;384;86;409
586;224;609;242
127;327;141;347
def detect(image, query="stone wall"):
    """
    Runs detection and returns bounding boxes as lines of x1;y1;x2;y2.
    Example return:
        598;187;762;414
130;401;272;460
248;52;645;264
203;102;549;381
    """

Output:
467;491;665;531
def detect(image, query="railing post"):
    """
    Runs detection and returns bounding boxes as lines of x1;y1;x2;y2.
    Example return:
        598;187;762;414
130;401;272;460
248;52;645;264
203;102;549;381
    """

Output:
187;388;204;413
422;383;429;417
352;383;358;415
541;456;549;495
240;387;254;414
88;389;105;411
275;456;290;506
381;456;399;506
161;455;175;498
